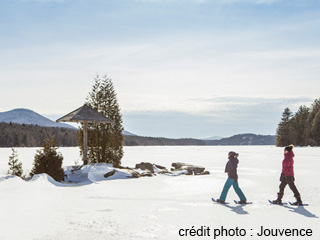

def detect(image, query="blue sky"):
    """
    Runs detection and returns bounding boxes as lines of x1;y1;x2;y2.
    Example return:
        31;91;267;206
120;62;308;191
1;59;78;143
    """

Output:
1;0;320;138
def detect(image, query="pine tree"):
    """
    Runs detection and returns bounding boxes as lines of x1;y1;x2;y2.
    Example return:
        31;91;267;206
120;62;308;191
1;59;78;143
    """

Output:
30;135;65;181
308;98;320;145
311;110;320;145
290;106;309;146
78;75;124;167
7;148;24;178
276;108;293;146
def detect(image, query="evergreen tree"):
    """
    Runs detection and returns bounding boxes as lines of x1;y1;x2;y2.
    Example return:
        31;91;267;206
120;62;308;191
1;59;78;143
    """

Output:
308;98;320;145
276;107;293;146
7;148;24;178
290;106;309;146
30;135;65;181
311;110;320;145
78;75;124;167
308;98;320;121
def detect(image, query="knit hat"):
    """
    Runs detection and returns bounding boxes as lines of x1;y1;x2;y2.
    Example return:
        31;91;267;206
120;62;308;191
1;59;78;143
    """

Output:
228;151;239;158
284;144;294;152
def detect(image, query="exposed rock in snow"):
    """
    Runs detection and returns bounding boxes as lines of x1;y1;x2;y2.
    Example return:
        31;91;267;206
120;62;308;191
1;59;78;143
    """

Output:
171;162;208;175
135;162;155;173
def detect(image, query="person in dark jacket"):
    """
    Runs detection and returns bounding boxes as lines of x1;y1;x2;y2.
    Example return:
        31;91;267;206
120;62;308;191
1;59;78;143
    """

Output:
217;151;247;204
272;145;302;205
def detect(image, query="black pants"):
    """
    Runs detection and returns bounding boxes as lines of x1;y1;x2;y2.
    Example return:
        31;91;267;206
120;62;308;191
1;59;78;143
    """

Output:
279;173;300;197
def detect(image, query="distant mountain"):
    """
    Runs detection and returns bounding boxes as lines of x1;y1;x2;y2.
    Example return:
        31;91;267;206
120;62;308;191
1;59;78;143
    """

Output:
202;135;223;140
204;133;276;145
0;108;75;129
122;130;136;136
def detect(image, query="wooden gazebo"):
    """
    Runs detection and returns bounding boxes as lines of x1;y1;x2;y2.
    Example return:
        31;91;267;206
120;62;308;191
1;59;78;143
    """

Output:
56;104;113;165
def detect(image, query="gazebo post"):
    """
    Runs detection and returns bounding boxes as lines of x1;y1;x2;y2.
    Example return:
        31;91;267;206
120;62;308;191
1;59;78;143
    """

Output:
56;104;113;166
83;121;88;165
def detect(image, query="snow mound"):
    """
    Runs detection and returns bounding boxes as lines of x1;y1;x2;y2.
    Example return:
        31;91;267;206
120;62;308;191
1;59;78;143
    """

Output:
30;173;65;187
86;164;132;182
163;169;188;176
153;165;165;174
64;163;133;184
0;175;24;184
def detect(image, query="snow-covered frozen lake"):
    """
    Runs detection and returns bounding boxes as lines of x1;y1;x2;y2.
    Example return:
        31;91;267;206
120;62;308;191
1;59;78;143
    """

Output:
0;146;319;240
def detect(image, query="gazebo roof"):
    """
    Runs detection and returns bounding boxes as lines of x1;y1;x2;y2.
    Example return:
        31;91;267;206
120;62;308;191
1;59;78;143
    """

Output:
56;104;113;123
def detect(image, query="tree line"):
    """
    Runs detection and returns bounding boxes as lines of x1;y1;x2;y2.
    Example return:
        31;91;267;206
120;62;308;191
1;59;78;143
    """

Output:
1;121;277;148
276;98;320;146
0;122;78;147
123;135;206;146
124;134;276;146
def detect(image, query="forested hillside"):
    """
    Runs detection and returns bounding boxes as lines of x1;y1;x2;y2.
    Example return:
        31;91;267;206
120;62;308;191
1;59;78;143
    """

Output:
0;122;276;147
204;133;276;145
123;134;275;146
0;122;78;147
123;135;206;146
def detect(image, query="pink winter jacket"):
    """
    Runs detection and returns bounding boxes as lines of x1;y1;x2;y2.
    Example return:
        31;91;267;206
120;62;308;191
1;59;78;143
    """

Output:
282;151;295;176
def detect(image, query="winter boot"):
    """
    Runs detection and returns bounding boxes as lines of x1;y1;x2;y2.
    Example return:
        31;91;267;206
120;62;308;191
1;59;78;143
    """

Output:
272;193;283;204
216;199;226;204
291;195;302;205
238;200;247;204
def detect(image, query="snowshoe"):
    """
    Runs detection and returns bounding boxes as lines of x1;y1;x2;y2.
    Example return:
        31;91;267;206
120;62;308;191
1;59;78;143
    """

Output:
234;200;252;204
212;198;229;204
289;201;309;206
268;200;287;205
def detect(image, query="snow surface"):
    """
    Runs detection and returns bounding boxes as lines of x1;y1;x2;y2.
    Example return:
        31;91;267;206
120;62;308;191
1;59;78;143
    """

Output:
0;146;319;240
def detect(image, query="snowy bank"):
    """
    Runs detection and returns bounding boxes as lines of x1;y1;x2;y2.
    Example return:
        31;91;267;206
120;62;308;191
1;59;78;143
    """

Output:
1;146;319;240
63;162;209;185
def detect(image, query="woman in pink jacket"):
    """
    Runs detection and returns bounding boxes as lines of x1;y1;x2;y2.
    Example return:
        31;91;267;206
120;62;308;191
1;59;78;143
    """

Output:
272;145;303;205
